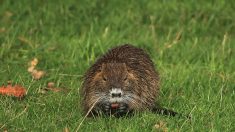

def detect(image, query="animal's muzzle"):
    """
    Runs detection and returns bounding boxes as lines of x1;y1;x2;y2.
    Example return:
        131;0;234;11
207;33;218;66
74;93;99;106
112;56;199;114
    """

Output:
111;92;121;97
110;88;123;97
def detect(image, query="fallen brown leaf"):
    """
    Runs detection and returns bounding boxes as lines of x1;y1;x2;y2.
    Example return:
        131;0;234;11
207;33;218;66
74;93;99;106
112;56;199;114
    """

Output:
154;121;168;132
30;58;38;67
39;87;68;94
47;82;55;88
27;58;38;72
4;11;13;18
64;127;69;132
27;58;46;80
43;87;68;92
39;82;69;94
0;83;26;98
31;70;45;80
27;66;34;73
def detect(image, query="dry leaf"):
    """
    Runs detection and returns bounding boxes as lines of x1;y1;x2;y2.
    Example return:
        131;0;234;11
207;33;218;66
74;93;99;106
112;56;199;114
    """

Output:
47;82;55;88
27;58;38;72
0;83;26;98
4;11;13;18
27;66;34;73
154;121;168;132
30;58;38;67
64;127;69;132
27;58;46;80
44;87;67;92
39;82;69;93
31;70;45;80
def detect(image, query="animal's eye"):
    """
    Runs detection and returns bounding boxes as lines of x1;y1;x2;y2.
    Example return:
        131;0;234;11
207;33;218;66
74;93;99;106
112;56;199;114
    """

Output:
102;75;107;81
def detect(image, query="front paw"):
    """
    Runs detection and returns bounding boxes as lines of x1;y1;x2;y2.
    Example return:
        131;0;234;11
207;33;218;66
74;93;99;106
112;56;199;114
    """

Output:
97;102;133;117
114;102;132;117
101;102;111;115
117;103;129;114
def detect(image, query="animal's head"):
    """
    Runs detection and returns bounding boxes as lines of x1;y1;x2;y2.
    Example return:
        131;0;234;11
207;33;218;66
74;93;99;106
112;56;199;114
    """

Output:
90;63;139;106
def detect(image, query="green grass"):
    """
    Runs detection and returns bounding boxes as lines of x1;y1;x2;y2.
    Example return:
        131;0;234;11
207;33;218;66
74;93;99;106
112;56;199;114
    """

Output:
0;0;234;131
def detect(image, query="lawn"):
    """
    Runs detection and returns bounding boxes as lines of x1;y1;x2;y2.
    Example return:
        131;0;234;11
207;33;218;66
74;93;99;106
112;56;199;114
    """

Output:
0;0;234;131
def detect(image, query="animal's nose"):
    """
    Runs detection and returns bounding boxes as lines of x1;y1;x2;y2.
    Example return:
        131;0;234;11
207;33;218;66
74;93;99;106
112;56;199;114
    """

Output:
110;88;122;98
112;92;121;98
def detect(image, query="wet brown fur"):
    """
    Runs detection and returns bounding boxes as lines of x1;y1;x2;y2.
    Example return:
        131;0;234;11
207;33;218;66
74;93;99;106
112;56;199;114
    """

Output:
80;44;160;114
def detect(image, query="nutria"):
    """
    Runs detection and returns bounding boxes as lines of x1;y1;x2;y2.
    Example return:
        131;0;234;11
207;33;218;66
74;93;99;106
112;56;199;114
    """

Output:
80;44;179;117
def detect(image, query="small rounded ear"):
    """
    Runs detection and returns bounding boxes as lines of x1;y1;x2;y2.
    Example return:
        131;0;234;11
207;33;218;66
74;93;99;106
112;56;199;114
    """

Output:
97;63;106;72
101;63;106;72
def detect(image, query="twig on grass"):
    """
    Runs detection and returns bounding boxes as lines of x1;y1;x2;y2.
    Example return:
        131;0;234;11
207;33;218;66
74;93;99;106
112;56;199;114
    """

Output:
58;74;83;77
9;105;28;121
0;106;28;130
75;98;100;132
0;124;6;130
179;105;196;131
